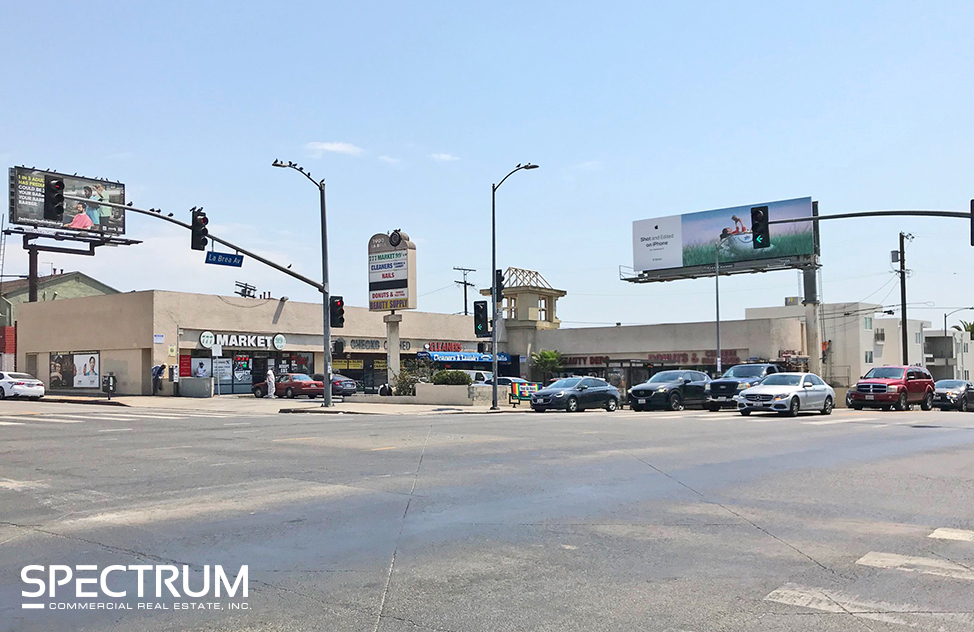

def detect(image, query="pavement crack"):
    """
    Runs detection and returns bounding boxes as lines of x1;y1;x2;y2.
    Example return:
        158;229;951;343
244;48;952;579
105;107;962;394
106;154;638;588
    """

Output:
372;422;434;632
623;454;846;578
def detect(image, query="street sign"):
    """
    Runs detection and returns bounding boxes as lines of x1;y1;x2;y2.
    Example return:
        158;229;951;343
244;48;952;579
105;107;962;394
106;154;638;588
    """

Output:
205;251;244;267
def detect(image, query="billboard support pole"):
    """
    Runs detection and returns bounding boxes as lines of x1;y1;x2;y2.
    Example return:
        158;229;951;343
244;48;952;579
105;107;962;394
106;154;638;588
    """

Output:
714;243;721;375
803;266;821;375
27;242;37;303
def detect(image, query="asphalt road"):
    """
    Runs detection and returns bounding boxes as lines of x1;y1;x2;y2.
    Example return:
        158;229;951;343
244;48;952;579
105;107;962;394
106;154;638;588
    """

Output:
2;402;974;631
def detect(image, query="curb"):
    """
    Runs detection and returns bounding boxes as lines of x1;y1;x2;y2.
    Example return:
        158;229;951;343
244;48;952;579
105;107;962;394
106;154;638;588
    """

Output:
38;397;129;407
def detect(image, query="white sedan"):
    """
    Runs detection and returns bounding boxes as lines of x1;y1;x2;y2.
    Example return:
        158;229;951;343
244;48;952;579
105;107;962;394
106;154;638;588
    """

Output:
0;372;45;400
737;372;834;416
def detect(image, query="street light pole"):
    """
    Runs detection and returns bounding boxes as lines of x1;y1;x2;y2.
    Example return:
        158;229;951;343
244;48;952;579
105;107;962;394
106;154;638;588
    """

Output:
713;233;735;376
273;160;332;407
491;163;539;410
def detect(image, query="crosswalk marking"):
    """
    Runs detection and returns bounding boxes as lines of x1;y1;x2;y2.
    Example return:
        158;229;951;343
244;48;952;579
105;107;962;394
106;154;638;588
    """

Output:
929;527;974;542
856;551;974;582
0;421;25;425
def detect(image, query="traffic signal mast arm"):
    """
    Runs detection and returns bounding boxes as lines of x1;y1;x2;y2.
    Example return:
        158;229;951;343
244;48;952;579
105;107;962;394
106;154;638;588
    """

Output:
64;194;324;291
768;209;970;224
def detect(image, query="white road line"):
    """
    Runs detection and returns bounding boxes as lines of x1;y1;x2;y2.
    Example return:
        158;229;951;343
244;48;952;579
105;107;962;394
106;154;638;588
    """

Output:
0;421;25;425
223;422;251;426
802;419;850;425
44;414;139;421
97;428;132;433
856;551;974;581
21;604;44;609
765;583;974;626
930;527;974;542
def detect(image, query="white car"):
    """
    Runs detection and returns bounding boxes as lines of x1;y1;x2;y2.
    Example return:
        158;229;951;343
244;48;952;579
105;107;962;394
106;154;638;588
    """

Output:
737;372;834;416
0;372;45;400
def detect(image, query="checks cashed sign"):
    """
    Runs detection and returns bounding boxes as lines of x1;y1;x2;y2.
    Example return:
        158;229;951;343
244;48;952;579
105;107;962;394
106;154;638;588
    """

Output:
368;231;417;311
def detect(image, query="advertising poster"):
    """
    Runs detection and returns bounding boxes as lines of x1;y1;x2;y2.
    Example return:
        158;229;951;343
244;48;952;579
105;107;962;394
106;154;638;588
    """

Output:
72;353;100;388
9;167;126;234
49;353;76;388
368;231;417;311
191;358;212;378
633;197;815;275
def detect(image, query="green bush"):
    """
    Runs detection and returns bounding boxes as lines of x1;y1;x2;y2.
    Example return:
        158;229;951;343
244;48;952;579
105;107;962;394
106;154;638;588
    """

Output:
432;370;473;386
394;369;419;396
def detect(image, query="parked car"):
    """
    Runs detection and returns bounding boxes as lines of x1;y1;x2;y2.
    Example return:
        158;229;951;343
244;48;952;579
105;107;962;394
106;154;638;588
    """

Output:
253;373;324;398
848;365;934;411
933;379;974;411
628;370;711;411
706;364;782;411
737;372;835;416
0;372;45;400
530;377;620;412
311;373;359;396
459;370;493;383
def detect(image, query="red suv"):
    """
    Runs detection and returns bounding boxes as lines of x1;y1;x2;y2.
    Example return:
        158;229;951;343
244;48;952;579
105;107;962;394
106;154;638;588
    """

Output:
849;365;934;411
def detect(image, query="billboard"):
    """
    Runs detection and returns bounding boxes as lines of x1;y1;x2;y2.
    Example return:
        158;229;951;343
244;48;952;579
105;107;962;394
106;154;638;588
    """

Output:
368;230;417;311
49;352;100;389
9;167;125;234
632;197;816;280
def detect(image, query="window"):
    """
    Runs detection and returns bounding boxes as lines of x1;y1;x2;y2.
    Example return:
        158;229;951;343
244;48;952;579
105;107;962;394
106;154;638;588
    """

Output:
915;332;922;344
864;351;874;364
538;297;548;321
966;371;971;380
966;344;970;354
875;328;885;342
864;317;873;330
506;296;517;320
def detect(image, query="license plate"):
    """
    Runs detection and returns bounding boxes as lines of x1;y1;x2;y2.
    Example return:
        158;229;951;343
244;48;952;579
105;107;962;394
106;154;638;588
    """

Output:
716;396;729;401
865;395;874;400
637;398;646;404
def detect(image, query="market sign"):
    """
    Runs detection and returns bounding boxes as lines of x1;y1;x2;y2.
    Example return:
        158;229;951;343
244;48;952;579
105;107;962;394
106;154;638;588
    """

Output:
199;331;286;350
368;230;416;311
9;167;126;234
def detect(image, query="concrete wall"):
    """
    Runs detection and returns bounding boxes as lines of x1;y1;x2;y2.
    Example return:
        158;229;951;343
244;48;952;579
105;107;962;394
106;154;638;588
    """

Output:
178;377;214;398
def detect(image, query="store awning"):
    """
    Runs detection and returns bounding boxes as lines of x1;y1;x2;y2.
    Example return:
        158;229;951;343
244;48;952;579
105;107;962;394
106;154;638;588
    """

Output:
416;351;510;363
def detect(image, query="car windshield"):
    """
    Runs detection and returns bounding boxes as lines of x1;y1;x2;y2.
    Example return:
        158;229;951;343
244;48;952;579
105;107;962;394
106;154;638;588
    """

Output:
291;374;312;382
549;378;582;389
760;374;802;386
649;371;684;383
721;365;766;378
7;373;36;380
936;380;966;389
863;367;905;379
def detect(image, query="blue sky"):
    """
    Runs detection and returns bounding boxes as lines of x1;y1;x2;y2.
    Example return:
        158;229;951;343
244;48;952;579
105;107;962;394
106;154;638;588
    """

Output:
2;1;973;329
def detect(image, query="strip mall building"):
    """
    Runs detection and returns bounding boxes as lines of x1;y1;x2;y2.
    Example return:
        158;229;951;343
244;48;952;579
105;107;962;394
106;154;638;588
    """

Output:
14;268;938;395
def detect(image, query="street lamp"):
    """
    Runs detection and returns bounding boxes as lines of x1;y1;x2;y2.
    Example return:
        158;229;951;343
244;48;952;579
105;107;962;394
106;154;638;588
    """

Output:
713;232;738;376
491;163;539;410
272;159;332;407
943;307;974;379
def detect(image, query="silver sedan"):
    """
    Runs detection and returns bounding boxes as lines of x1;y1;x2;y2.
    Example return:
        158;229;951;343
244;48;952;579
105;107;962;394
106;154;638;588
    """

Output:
737;372;835;416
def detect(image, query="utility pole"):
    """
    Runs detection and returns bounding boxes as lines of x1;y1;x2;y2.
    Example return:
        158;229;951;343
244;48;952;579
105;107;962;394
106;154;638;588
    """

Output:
898;232;911;365
454;267;476;315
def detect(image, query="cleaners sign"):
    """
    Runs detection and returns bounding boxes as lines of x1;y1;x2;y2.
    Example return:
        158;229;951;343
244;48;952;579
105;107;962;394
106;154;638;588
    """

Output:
368;230;417;311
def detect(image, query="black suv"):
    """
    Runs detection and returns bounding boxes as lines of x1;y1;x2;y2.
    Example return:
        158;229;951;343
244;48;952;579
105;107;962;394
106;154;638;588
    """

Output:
706;363;782;411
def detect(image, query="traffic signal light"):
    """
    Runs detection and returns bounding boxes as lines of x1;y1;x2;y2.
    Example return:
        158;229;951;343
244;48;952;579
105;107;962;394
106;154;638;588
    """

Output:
333;339;345;355
494;269;504;301
191;208;209;251
329;295;345;328
43;176;65;221
751;205;770;249
473;300;489;337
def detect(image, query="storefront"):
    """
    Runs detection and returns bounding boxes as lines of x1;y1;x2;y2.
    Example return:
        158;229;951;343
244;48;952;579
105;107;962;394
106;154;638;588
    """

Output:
16;290;481;395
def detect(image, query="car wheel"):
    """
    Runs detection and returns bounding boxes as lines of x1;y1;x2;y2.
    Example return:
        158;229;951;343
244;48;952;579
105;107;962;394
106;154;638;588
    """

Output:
532;407;544;413
961;398;969;413
920;391;933;411
0;387;6;400
630;404;642;412
565;397;578;413
740;409;751;416
706;403;720;412
606;398;618;412
786;396;800;417
668;393;684;411
285;387;295;399
895;392;908;411
821;396;833;415
29;396;40;401
253;386;264;398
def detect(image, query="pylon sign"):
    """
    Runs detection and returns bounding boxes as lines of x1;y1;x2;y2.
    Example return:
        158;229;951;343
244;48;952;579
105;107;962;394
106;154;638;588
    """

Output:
368;230;417;311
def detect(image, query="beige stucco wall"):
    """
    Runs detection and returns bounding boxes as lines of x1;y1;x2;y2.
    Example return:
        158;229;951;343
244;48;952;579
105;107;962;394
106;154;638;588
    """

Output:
517;317;802;364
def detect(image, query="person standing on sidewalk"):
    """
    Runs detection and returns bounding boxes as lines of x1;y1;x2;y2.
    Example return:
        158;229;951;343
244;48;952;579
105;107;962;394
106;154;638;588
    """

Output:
151;363;167;395
265;366;276;398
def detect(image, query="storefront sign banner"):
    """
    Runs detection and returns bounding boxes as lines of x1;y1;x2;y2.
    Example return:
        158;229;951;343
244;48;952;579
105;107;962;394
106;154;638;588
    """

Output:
199;331;286;350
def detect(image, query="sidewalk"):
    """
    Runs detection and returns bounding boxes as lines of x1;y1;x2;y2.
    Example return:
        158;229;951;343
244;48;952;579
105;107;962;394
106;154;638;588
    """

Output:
39;394;519;415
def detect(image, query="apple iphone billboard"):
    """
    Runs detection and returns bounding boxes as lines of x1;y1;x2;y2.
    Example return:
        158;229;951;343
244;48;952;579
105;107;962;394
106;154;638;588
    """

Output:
633;197;816;276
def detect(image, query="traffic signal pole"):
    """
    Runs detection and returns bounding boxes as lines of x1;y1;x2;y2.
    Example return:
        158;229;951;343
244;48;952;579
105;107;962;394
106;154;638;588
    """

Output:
899;232;909;365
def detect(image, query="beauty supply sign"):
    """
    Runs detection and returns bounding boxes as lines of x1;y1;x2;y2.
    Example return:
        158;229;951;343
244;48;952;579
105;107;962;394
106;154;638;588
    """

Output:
368;231;417;311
